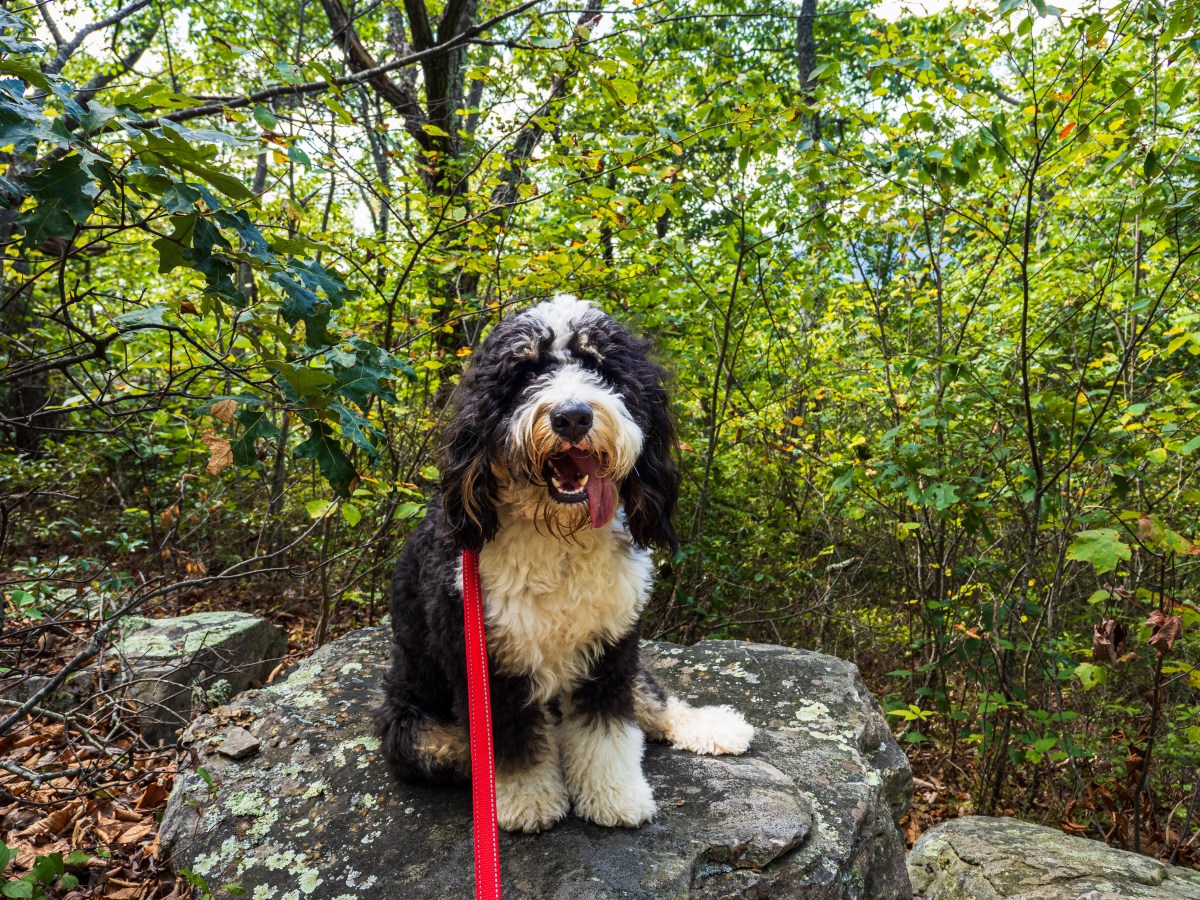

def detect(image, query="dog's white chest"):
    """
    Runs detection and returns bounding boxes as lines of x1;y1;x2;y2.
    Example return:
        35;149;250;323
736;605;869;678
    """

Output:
478;518;653;702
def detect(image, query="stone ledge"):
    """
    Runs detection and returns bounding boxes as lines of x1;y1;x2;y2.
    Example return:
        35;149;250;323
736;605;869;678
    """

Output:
161;627;913;899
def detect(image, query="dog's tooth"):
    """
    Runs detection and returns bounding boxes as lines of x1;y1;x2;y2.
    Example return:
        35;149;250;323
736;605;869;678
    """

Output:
579;474;588;488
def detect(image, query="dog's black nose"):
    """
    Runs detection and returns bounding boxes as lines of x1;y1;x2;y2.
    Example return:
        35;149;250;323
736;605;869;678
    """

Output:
550;402;593;442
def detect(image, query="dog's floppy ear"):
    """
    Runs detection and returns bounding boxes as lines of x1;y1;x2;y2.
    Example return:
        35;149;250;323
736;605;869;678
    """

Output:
439;313;545;551
439;384;499;552
619;356;680;553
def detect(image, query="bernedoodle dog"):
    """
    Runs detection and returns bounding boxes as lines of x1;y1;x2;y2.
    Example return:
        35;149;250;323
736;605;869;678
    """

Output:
375;295;754;832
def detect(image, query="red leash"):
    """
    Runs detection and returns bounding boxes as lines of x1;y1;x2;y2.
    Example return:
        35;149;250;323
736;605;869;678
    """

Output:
462;548;502;900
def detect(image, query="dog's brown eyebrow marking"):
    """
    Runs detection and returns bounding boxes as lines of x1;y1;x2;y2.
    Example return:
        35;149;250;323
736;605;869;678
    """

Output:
568;331;604;364
513;331;555;363
513;342;541;361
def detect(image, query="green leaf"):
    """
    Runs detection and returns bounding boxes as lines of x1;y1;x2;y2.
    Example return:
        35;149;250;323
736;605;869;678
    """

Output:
161;182;202;213
306;499;333;518
931;483;960;510
340;503;361;526
331;400;382;459
1075;662;1106;690
30;852;63;884
19;156;96;247
151;214;197;273
2;877;33;898
253;106;277;129
294;423;357;498
607;78;638;106
230;409;281;467
266;361;337;399
1065;529;1130;575
114;305;168;328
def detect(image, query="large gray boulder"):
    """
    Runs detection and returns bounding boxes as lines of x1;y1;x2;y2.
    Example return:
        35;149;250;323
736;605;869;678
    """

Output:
161;627;912;899
908;816;1200;899
119;611;287;744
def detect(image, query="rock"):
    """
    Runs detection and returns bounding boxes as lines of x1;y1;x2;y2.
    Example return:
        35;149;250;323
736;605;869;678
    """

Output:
161;627;913;899
118;611;287;745
216;726;261;761
908;816;1200;899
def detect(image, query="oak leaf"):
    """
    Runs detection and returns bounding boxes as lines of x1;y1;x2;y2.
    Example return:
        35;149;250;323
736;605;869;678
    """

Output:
200;433;233;475
209;399;238;424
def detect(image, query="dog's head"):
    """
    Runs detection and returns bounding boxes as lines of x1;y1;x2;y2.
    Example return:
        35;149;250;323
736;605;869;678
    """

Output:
440;295;679;552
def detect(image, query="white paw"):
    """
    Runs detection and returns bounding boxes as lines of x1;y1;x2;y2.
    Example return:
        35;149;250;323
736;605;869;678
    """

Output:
495;764;569;833
573;770;656;828
560;717;656;828
664;699;755;756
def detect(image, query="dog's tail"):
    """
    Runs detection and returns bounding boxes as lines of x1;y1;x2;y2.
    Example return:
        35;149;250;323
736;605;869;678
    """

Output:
632;666;755;756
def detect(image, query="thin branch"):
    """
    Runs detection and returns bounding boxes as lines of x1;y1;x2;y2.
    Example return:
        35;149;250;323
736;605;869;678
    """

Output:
148;0;544;126
44;0;156;75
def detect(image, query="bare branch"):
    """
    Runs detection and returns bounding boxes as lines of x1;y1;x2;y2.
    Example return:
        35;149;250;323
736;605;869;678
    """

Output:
151;0;544;126
44;0;156;75
404;0;436;49
319;0;433;149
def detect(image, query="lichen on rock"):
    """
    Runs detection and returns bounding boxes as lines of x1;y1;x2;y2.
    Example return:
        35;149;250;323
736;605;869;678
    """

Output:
161;627;913;899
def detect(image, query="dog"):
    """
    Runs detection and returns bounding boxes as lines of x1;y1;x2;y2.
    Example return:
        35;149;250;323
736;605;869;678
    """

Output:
375;295;754;833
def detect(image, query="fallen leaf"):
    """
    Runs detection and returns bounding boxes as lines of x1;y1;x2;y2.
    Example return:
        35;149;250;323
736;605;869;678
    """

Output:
117;821;154;846
135;782;169;810
16;799;82;838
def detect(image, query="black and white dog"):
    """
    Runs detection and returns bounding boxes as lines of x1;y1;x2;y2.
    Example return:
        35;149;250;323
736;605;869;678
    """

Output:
375;295;753;832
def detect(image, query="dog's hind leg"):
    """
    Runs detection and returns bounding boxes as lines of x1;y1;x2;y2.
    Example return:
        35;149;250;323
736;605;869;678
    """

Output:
633;666;755;756
375;647;470;783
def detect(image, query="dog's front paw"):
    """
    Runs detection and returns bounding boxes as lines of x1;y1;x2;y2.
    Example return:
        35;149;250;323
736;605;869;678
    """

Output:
561;718;656;828
495;764;569;834
572;770;656;828
664;699;755;756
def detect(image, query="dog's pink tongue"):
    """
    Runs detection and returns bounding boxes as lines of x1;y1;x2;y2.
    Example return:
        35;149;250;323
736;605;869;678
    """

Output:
586;475;615;529
566;449;615;529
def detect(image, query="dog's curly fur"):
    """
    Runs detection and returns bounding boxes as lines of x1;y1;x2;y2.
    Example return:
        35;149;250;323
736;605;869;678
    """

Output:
375;296;754;832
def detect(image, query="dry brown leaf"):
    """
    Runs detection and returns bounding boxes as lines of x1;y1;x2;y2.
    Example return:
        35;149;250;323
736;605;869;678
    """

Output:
135;782;169;810
200;433;233;475
16;799;82;838
1146;610;1183;656
117;821;154;846
14;842;36;869
1092;619;1126;664
113;806;143;823
210;398;238;424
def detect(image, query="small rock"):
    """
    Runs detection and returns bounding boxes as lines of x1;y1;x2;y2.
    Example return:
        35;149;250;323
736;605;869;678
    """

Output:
216;726;260;760
117;611;286;744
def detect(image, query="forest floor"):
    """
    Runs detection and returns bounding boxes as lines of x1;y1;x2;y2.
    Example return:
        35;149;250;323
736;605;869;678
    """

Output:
1;584;1191;898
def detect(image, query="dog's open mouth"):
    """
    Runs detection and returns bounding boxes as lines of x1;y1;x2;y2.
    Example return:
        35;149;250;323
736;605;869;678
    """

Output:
544;448;615;529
